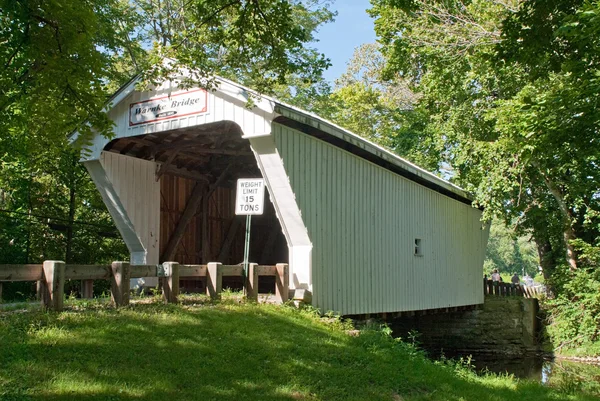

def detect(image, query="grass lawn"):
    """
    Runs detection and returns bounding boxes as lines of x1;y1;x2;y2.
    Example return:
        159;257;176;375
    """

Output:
0;295;598;401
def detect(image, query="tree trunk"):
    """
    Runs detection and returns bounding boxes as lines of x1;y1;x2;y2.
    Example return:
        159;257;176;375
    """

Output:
65;183;76;264
65;156;77;263
563;223;577;271
535;237;554;282
534;236;555;296
533;161;578;270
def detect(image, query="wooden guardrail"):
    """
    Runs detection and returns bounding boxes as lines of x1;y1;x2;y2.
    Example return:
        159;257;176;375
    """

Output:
483;279;543;298
0;261;289;311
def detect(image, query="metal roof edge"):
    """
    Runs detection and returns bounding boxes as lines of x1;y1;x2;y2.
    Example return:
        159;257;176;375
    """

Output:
68;63;473;205
273;103;474;204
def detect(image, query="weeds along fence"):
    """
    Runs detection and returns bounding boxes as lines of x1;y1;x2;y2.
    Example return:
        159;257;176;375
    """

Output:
0;261;289;311
483;279;544;298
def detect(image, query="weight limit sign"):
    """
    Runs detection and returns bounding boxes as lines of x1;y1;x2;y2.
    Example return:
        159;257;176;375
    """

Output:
235;178;266;215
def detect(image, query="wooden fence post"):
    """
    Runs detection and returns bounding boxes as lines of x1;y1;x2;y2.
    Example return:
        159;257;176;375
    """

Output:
111;261;130;307
81;280;94;299
162;262;180;303
246;263;259;302
206;262;222;300
42;261;65;311
275;263;289;304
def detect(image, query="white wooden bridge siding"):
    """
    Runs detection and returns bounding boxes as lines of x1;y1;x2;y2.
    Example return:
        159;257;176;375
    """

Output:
105;83;273;145
82;80;275;260
273;123;488;315
100;152;160;264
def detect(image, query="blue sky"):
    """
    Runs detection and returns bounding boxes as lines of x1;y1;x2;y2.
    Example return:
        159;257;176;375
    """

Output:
312;0;377;84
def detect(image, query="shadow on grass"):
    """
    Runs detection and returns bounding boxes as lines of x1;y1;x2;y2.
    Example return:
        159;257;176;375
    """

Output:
0;301;597;401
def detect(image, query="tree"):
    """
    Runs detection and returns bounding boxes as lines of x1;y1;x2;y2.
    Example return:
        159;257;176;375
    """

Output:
323;43;443;171
0;0;138;269
135;0;334;95
1;0;142;144
484;220;539;278
0;0;335;279
369;0;600;285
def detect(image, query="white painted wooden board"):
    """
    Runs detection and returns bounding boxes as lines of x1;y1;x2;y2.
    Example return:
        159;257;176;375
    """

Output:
82;79;276;161
100;152;160;265
273;123;489;315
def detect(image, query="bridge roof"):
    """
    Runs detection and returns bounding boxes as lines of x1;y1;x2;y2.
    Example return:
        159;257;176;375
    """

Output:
72;72;473;205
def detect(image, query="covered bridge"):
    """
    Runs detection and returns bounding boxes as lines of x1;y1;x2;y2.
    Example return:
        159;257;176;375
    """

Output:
72;74;489;315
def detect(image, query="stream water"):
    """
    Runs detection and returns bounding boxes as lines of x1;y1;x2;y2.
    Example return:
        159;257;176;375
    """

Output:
430;350;600;395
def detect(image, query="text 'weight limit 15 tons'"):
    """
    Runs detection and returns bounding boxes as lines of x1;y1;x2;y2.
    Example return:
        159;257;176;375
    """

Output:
235;178;265;215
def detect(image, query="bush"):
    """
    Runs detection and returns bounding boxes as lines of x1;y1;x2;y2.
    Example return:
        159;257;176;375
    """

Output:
546;241;600;353
1;281;37;302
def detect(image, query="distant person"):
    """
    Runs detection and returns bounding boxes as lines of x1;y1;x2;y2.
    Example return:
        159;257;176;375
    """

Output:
491;269;500;282
511;273;520;285
524;274;534;287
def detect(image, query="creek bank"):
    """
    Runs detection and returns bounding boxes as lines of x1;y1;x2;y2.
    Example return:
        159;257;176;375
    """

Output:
555;355;600;365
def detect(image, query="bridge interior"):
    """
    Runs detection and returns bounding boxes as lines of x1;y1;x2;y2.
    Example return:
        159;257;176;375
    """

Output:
103;121;288;292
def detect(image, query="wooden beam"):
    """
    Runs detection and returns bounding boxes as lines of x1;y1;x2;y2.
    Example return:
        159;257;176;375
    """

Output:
162;262;179;303
64;264;111;280
201;164;235;262
276;263;289;303
130;265;158;278
246;263;259;302
208;163;235;197
193;148;252;156
161;181;207;262
0;264;43;281
163;166;210;183
201;195;210;263
81;279;94;299
119;141;137;155
155;151;179;181
179;264;207;277
153;143;252;158
126;136;161;148
220;265;244;276
41;261;65;311
206;262;222;300
217;217;242;262
161;163;234;262
149;136;222;156
110;261;130;307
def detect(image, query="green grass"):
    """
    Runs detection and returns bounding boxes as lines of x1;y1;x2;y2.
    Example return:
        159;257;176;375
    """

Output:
0;295;598;401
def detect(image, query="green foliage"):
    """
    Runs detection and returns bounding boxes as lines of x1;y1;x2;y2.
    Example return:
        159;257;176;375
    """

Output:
0;0;336;289
0;150;129;264
369;0;600;285
0;0;140;147
323;43;443;171
546;241;600;352
1;300;599;400
484;220;539;277
137;0;335;95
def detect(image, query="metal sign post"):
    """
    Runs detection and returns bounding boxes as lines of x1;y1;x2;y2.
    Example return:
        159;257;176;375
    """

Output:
235;178;265;290
243;215;251;281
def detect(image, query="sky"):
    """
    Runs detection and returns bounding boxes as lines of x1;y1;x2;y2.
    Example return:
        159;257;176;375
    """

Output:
312;0;377;85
